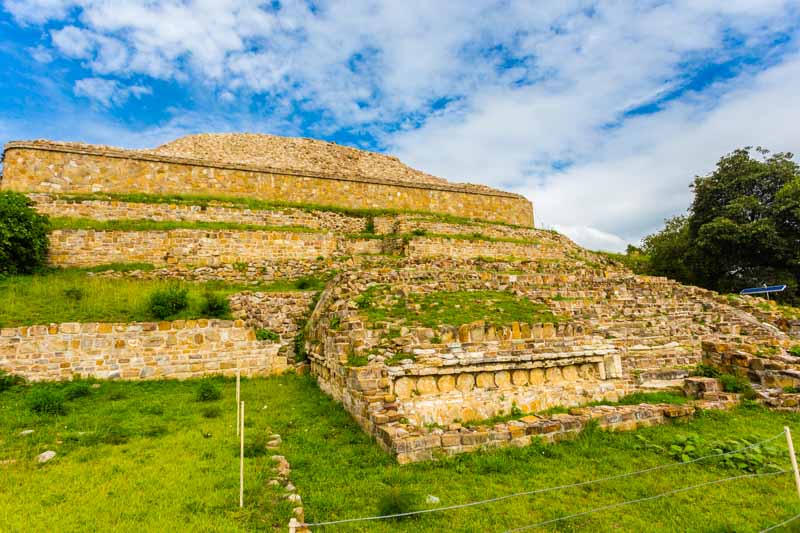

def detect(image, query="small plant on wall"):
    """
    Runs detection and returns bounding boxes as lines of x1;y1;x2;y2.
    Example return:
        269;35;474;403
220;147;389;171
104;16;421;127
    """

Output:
255;328;280;342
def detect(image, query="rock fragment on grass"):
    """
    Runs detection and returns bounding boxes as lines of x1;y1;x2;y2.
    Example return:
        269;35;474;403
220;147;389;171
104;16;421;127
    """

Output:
37;450;56;463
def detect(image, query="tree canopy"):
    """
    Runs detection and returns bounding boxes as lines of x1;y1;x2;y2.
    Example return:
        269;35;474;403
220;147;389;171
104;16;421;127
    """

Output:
0;191;50;275
635;147;800;301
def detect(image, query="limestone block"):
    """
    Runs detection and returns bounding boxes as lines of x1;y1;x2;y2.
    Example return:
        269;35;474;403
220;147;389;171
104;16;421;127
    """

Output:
495;371;511;389
416;376;438;395
456;373;475;392
545;367;563;383
561;365;578;381
511;370;528;386
579;363;596;380
394;377;416;399
529;368;545;385
476;372;496;389
437;375;455;392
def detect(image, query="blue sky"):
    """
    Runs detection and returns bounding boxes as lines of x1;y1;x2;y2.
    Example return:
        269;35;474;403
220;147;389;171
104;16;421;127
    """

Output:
1;1;799;251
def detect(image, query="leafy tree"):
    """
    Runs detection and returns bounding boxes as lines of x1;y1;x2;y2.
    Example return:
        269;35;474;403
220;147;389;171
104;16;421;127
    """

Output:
641;147;800;301
641;216;691;283
0;191;50;275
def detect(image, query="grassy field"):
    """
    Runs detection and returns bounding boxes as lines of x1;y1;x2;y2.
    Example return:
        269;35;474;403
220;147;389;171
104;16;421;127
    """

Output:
0;267;323;327
49;216;320;233
2;374;799;532
356;287;559;328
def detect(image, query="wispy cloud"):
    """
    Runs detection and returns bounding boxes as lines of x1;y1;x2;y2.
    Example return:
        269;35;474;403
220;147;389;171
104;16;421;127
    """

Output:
73;77;150;107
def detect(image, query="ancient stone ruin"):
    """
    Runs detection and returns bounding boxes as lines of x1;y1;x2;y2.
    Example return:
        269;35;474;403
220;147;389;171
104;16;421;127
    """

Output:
2;133;799;463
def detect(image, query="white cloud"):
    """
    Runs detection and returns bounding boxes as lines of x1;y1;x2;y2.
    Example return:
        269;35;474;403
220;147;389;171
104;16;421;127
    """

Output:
73;77;151;107
28;45;52;63
3;1;800;251
50;25;93;57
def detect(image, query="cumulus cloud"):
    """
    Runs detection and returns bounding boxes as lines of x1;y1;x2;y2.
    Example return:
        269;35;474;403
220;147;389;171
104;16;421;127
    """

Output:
73;77;150;107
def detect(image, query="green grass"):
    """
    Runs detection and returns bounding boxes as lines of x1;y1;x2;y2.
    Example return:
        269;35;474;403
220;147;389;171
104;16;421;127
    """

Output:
0;268;324;327
756;301;800;320
49;216;320;233
356;287;559;328
590;391;689;406
409;231;541;246
465;392;689;427
1;374;798;532
54;192;529;229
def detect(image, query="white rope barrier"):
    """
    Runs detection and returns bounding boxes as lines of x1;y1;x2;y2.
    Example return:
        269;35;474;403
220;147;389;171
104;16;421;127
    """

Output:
504;470;789;532
759;511;800;532
303;431;786;528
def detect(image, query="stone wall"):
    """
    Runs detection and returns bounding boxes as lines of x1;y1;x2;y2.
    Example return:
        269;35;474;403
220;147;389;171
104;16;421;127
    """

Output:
29;194;367;234
404;236;565;260
3;142;534;226
385;400;735;464
0;319;286;381
230;291;317;361
48;229;337;267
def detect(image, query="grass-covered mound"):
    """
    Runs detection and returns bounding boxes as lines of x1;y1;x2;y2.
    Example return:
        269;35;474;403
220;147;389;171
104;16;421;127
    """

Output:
0;267;323;327
1;374;798;531
356;287;559;328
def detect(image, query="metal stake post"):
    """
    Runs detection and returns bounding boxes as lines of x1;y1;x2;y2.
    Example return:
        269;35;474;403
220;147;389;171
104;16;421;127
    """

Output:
240;401;245;508
786;426;800;499
236;365;241;437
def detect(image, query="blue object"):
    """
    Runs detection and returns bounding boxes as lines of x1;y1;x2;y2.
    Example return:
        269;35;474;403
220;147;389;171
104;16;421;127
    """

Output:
739;285;787;295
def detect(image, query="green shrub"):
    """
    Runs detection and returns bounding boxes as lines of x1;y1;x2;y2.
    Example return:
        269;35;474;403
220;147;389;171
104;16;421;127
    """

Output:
27;388;67;415
377;486;419;518
365;216;375;234
201;406;221;419
789;345;800;357
148;285;189;320
0;191;50;275
347;353;369;367
692;364;721;378
294;276;323;290
241;433;268;458
200;291;230;318
140;403;165;415
720;374;755;397
294;329;308;361
107;389;126;401
102;424;130;445
0;370;25;392
196;381;222;402
63;381;91;400
255;328;280;342
63;287;85;302
411;228;427;236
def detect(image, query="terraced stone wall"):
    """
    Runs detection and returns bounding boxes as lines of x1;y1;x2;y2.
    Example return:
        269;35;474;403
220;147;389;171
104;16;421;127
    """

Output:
0;319;285;381
48;229;337;267
3;142;534;226
29;194;367;233
404;236;566;261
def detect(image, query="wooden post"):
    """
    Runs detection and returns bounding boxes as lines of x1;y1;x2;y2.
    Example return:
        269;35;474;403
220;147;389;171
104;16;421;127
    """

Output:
786;426;800;499
236;365;241;437
240;401;245;508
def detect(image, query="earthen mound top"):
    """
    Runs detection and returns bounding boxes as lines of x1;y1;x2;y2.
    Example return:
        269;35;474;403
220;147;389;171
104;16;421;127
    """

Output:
147;133;501;193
